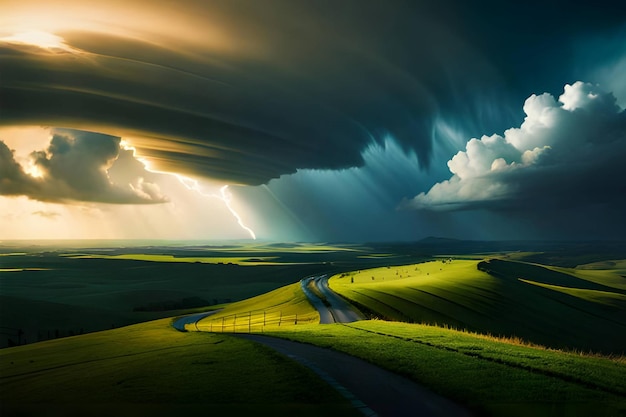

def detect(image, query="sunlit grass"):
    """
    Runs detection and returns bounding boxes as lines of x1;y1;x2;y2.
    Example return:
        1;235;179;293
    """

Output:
265;321;626;417
548;263;626;291
520;279;626;307
0;268;50;272
66;253;302;265
327;259;626;352
195;282;319;332
329;260;499;325
575;259;626;271
330;259;487;285
185;265;625;415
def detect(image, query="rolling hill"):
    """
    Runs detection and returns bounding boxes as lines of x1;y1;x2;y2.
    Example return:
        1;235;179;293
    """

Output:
329;259;626;353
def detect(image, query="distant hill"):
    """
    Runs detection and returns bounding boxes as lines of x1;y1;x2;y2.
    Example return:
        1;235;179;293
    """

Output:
417;236;463;244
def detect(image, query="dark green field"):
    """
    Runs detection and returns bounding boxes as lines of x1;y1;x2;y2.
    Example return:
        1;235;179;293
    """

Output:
0;241;429;347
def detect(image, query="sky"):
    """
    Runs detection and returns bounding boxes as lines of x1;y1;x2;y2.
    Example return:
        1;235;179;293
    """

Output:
1;0;625;241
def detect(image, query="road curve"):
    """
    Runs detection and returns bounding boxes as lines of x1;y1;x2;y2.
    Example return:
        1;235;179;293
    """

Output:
172;310;221;331
315;275;366;322
302;275;366;324
300;276;334;324
238;334;471;417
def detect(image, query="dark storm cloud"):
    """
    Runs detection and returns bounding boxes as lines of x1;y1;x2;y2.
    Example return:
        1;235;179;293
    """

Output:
405;82;626;211
0;140;38;195
2;0;622;185
0;129;166;204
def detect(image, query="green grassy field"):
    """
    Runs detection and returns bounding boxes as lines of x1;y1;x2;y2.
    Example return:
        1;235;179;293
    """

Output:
187;258;626;415
3;242;626;416
195;282;319;332
329;259;626;353
264;321;626;417
0;318;359;417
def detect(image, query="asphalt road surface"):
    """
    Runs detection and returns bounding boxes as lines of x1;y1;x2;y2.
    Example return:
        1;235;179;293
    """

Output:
239;334;471;417
301;275;366;324
172;310;221;331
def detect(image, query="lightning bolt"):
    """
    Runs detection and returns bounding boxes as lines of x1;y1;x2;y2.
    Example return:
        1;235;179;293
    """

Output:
218;185;257;240
175;176;257;240
120;141;257;240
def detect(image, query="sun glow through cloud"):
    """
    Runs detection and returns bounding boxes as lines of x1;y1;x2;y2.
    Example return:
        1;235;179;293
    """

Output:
0;127;260;240
0;31;76;52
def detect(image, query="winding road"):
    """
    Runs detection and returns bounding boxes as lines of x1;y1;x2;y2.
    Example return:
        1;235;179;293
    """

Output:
171;277;471;416
301;275;366;323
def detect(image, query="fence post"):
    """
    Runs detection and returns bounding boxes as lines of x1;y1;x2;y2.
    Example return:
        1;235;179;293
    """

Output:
221;317;224;333
279;311;282;327
234;314;237;333
248;311;251;333
295;313;298;325
263;311;266;327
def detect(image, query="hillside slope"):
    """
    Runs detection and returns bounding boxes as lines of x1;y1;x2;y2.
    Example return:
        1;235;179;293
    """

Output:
329;259;626;353
0;318;358;416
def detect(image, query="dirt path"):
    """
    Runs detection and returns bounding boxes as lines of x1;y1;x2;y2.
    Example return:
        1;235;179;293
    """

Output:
238;333;471;417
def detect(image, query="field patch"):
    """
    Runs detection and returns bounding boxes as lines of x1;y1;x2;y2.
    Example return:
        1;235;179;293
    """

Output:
65;253;296;265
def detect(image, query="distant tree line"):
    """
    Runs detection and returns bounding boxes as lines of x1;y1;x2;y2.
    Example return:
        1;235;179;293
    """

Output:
2;327;89;348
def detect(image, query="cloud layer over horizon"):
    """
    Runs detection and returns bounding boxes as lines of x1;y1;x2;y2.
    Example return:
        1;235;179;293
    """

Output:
2;0;624;186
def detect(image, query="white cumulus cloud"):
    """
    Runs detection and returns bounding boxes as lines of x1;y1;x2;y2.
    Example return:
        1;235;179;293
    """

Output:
404;81;626;210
